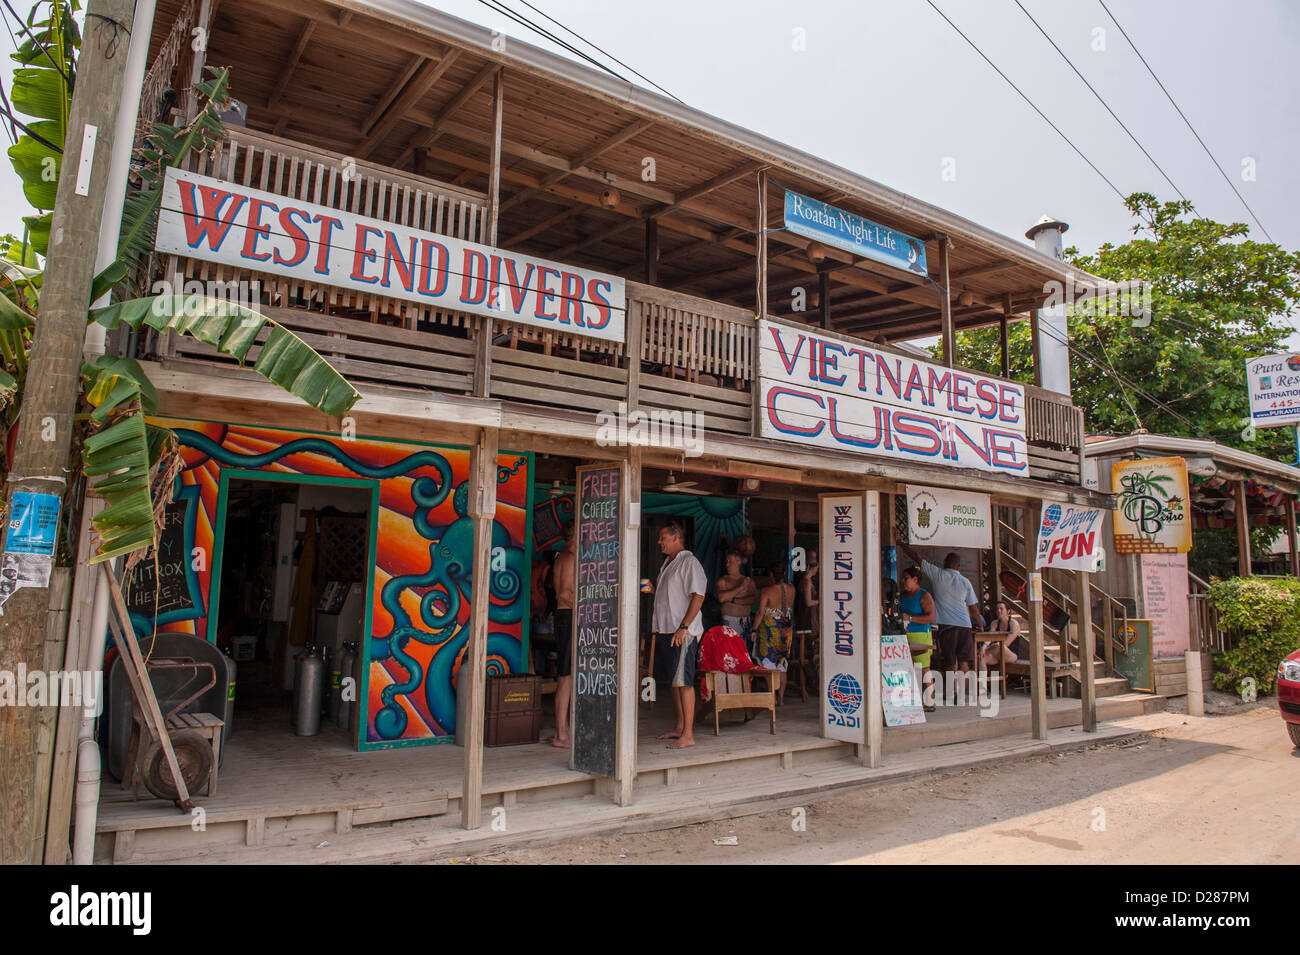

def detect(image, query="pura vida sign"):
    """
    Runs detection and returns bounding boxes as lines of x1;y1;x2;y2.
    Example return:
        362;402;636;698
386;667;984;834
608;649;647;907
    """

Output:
155;168;627;342
758;320;1028;475
783;190;928;277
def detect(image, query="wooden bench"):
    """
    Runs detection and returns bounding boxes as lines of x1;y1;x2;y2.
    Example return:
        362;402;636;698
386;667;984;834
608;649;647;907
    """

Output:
1005;661;1072;698
700;671;776;736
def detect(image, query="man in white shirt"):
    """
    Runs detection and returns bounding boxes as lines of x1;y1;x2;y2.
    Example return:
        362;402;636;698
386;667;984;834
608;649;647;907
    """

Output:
650;522;707;749
901;544;984;676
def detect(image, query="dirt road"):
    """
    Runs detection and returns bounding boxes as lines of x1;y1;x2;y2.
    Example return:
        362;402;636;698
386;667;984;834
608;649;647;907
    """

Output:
450;707;1297;864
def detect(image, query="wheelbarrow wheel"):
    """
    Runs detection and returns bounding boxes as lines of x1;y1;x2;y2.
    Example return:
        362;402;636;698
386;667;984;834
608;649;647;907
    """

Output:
139;730;212;801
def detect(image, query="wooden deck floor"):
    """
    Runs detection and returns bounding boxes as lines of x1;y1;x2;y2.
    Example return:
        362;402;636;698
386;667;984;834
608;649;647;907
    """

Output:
94;685;1161;863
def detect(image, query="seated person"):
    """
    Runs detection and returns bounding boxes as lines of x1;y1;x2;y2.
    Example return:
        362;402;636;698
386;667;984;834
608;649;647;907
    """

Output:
982;600;1024;667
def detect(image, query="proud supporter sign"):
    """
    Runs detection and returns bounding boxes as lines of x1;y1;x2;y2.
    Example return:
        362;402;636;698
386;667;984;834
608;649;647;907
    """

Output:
155;168;627;342
757;320;1028;475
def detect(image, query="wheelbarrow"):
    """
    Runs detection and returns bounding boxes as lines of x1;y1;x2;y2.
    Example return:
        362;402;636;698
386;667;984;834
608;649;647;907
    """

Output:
122;655;218;804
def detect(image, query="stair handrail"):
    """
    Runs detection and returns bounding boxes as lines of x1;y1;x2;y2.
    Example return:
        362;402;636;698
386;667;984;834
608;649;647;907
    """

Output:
1187;570;1224;654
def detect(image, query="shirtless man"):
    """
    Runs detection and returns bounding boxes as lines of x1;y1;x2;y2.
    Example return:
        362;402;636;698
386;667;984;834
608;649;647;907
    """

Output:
550;522;577;748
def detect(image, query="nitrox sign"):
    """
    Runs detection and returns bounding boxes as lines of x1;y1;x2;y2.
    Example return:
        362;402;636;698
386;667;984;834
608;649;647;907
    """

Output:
1035;502;1105;572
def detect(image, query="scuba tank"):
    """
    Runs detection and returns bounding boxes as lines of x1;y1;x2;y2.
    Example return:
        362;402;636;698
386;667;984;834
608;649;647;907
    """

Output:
296;647;324;736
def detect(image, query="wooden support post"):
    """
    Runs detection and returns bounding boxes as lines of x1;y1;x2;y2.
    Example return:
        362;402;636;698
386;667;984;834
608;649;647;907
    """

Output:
751;170;768;438
1076;571;1096;733
939;236;955;368
43;499;106;863
1025;501;1048;740
0;0;135;865
473;72;504;399
614;451;641;805
1000;292;1012;379
1235;480;1251;577
644;218;658;285
1104;595;1115;675
461;427;498;829
819;270;830;329
1287;497;1298;580
755;171;768;318
863;491;883;768
1030;311;1043;388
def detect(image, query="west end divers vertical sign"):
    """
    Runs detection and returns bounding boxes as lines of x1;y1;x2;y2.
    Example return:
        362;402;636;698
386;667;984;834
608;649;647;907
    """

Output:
573;464;622;776
155;167;627;343
820;493;865;744
759;320;1028;475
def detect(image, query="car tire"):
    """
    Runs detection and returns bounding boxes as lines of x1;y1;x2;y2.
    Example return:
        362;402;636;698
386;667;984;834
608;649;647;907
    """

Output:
1288;722;1300;749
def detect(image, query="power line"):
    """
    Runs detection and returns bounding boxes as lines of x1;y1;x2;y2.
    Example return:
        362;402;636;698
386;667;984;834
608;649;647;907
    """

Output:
1013;0;1194;209
922;0;1133;209
474;0;632;85
512;0;683;103
1097;0;1275;243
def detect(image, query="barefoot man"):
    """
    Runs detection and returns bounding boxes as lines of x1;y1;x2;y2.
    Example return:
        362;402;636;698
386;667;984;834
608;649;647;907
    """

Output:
550;522;577;748
651;522;706;749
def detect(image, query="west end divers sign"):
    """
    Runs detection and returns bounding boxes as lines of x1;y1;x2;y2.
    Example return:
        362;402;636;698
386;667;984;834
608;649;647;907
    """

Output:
784;190;928;277
155;168;627;343
758;320;1028;475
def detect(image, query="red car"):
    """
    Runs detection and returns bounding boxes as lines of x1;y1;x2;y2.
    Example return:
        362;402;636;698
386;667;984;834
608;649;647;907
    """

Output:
1279;649;1300;748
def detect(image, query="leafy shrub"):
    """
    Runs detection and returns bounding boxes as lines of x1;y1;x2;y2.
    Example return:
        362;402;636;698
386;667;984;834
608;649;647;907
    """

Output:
1206;577;1300;696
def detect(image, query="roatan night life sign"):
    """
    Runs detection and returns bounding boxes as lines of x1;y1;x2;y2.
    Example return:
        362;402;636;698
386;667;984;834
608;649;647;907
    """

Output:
155;168;627;342
757;320;1028;475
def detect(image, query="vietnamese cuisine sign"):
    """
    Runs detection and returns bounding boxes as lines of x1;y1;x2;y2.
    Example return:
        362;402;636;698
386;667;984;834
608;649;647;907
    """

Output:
820;493;866;744
1246;352;1300;427
155;168;627;342
759;320;1028;475
1112;456;1191;554
1035;501;1106;572
906;486;991;549
784;190;928;277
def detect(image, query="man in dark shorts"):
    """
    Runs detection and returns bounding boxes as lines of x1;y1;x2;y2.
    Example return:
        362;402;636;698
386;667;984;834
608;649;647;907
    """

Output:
901;545;984;700
550;523;577;748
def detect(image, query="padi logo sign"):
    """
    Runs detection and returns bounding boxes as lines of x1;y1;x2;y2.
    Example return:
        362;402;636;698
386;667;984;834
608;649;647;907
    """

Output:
50;885;151;935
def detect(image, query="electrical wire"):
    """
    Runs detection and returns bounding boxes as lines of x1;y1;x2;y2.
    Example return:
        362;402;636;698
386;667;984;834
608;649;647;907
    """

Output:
512;0;684;103
1097;0;1274;243
473;0;632;85
922;0;1133;210
1013;0;1193;209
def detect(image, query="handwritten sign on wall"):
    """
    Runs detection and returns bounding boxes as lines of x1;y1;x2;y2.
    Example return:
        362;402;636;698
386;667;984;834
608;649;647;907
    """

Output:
573;464;622;776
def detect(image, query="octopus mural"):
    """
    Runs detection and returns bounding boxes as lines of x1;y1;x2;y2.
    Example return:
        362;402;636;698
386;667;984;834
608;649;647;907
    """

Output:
140;419;532;749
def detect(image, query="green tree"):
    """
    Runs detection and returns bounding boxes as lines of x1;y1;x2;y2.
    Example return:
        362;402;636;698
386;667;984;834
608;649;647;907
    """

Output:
955;194;1300;461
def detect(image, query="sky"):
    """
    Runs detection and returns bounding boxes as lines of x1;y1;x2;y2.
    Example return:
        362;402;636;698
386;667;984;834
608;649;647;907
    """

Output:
2;0;1297;321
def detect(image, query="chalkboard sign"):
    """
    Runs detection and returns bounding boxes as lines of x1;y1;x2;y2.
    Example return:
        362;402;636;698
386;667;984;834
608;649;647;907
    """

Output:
125;491;200;621
572;464;622;777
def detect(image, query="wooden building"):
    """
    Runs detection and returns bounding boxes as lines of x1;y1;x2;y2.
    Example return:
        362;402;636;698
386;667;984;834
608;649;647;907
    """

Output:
58;0;1171;862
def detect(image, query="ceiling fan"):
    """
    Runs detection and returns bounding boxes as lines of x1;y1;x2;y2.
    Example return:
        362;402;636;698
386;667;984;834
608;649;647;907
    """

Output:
661;471;709;496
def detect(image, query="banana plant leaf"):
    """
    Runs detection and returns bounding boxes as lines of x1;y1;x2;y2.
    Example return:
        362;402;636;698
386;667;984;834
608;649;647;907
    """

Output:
80;399;156;562
89;295;361;418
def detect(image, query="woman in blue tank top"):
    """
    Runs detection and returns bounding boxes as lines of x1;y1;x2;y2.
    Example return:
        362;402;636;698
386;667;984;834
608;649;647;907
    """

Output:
900;566;938;712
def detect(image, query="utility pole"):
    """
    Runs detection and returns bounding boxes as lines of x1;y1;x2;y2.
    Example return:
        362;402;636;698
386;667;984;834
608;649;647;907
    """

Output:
0;0;135;865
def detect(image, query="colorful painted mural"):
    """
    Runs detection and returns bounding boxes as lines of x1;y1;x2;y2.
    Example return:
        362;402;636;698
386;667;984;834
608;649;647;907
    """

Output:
135;419;531;749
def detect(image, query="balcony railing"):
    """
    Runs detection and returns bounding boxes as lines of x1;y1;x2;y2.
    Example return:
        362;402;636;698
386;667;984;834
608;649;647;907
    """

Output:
146;128;1082;482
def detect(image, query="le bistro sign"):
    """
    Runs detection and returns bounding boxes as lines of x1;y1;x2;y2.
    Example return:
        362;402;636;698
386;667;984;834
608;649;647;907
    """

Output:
155;168;627;342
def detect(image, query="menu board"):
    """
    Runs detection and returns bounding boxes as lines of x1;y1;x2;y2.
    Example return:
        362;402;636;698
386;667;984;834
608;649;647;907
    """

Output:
572;464;622;776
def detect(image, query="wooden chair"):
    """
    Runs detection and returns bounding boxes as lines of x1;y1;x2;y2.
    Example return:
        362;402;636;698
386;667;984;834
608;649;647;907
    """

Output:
700;671;776;736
